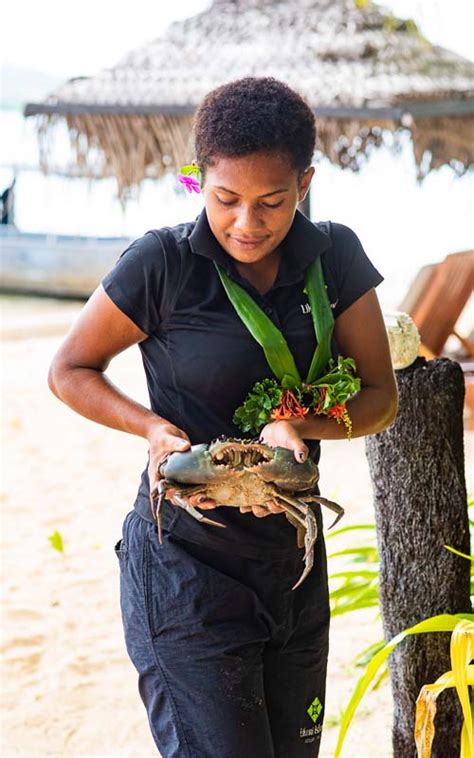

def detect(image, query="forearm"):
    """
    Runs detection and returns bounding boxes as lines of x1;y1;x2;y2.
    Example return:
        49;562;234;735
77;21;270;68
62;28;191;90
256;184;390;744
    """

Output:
290;385;398;441
48;364;161;439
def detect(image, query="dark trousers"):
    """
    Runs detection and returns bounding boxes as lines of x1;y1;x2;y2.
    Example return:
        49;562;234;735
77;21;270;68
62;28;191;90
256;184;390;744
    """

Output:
115;509;330;757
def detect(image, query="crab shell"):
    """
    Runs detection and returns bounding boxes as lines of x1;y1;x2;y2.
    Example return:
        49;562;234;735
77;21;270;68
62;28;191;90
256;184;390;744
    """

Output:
152;437;343;590
158;438;320;499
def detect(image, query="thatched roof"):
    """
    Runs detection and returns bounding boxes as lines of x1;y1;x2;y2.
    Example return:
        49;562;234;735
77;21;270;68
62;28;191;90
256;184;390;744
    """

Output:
25;0;474;200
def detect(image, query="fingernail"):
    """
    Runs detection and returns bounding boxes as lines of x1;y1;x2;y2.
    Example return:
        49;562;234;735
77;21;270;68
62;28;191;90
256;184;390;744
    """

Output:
298;451;306;462
197;495;207;503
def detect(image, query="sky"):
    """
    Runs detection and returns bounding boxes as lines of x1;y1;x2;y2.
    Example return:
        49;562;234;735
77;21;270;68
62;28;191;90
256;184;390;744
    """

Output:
2;0;473;78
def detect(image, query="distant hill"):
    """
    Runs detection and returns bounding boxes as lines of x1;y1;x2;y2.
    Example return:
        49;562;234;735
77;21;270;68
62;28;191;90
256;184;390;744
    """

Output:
1;64;64;111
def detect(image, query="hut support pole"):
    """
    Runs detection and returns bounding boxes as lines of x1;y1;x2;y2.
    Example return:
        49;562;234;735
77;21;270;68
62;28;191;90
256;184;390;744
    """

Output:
365;358;471;756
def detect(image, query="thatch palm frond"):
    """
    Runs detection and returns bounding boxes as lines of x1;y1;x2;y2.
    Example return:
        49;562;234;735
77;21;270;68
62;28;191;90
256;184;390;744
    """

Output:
25;0;474;199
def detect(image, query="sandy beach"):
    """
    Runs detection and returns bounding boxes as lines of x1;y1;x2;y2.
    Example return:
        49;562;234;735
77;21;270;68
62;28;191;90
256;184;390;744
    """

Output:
1;296;472;757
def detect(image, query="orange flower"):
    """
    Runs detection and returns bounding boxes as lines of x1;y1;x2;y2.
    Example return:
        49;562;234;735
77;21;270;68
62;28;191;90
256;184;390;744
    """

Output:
328;402;346;421
271;406;293;421
271;389;309;421
328;402;353;439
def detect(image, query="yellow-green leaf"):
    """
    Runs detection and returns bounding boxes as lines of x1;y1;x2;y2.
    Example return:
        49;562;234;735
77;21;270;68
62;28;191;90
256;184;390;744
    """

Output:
451;620;474;756
415;662;474;757
415;670;455;757
444;544;474;562
48;530;64;553
215;264;301;383
305;258;334;383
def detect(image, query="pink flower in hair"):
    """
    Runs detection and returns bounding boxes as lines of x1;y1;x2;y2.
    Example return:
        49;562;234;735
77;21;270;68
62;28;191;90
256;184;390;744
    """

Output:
178;162;202;194
178;174;201;194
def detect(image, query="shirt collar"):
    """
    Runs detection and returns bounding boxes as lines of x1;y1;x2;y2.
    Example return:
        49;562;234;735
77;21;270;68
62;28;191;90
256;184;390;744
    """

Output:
188;207;332;288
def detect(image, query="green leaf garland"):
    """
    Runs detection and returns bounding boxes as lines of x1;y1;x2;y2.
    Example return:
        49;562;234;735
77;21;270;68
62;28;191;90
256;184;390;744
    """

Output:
215;257;360;436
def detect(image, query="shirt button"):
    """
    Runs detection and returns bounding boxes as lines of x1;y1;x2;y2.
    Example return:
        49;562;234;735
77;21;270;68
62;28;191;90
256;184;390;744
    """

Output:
264;306;273;315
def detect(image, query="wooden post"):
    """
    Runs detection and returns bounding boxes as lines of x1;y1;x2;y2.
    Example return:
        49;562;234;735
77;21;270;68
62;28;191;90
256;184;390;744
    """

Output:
365;357;471;756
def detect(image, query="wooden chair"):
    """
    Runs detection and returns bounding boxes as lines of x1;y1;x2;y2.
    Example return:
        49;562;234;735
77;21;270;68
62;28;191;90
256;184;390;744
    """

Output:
399;250;474;357
399;250;474;428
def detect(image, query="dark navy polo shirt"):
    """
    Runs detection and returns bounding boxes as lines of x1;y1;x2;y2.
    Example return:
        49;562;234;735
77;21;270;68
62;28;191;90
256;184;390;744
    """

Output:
102;208;383;558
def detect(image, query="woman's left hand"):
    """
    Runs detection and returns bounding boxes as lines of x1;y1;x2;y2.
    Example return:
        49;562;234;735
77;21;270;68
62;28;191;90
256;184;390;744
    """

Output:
238;419;309;518
259;419;309;462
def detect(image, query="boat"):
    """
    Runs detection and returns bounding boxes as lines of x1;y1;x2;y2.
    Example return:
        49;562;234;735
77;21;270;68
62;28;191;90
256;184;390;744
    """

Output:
0;225;131;298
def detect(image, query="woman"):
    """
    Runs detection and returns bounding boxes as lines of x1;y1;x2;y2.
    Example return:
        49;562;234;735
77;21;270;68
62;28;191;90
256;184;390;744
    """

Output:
48;77;398;757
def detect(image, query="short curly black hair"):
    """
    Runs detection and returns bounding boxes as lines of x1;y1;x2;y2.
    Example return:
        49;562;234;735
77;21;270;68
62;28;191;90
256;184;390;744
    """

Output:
193;77;316;180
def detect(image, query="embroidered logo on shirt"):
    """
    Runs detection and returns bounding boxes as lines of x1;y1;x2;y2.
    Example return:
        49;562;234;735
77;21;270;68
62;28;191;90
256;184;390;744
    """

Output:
300;301;338;314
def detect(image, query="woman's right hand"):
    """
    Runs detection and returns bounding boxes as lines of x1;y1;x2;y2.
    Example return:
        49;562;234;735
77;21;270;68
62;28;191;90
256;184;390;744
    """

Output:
147;421;217;510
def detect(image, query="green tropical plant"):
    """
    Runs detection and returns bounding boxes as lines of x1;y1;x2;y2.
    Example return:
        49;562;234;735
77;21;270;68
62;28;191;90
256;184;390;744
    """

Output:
328;501;474;624
327;523;379;617
328;500;474;755
334;614;474;757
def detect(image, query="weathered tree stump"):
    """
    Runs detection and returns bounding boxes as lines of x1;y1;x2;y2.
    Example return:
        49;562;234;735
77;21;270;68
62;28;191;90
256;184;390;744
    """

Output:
365;357;471;757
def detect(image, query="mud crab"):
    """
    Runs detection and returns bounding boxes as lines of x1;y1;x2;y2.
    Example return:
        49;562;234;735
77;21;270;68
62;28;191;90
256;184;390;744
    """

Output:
150;438;344;590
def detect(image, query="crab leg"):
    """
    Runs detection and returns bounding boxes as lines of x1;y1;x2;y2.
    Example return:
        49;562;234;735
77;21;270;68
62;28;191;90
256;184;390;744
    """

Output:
273;493;319;591
284;514;306;549
150;483;226;543
275;494;318;557
172;494;226;529
149;479;166;544
271;498;309;553
304;495;344;530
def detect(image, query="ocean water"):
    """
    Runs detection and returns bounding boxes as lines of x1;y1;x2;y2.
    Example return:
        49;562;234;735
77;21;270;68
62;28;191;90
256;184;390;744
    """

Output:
2;109;473;311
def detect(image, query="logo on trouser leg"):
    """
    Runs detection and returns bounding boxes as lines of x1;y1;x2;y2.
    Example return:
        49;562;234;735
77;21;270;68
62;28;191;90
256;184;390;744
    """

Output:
299;696;323;742
307;695;323;723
